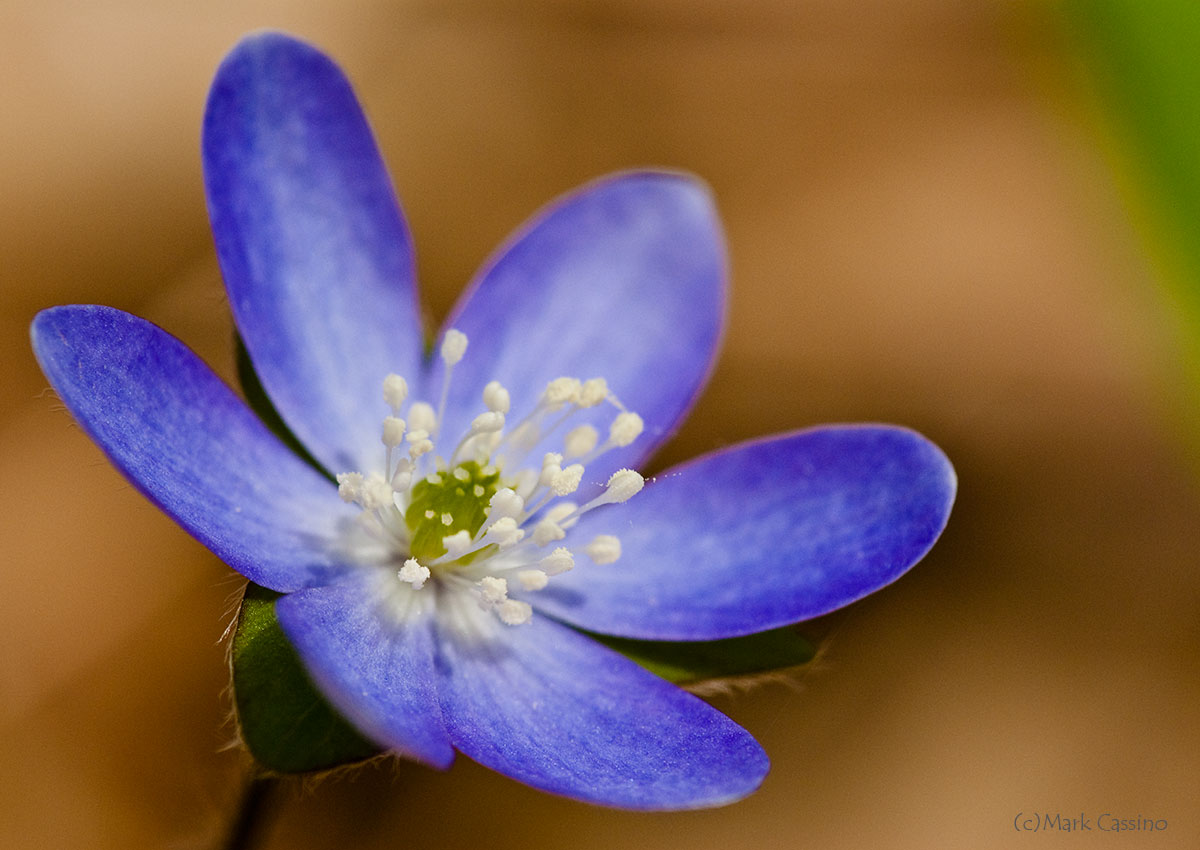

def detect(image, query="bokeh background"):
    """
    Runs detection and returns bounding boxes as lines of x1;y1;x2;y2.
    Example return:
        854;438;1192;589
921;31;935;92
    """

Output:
2;1;1197;848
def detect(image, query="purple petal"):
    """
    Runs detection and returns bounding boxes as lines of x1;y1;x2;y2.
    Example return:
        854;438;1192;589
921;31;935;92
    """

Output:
434;609;767;809
30;305;356;592
533;425;956;639
435;172;726;485
203;32;425;476
275;574;454;769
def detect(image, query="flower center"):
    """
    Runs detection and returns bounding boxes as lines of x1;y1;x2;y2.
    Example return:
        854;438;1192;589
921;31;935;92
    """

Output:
333;328;644;626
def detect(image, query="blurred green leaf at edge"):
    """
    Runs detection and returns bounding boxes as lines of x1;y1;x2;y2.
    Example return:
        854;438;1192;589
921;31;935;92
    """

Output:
1058;0;1200;463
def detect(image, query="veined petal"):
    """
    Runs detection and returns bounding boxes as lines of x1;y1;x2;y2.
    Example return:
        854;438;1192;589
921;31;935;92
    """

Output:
275;573;454;769
434;606;767;809
30;305;356;593
533;425;956;640
203;31;425;475
435;172;725;484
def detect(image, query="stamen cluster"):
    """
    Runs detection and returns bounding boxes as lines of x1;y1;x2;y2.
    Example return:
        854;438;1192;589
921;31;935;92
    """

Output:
334;329;644;625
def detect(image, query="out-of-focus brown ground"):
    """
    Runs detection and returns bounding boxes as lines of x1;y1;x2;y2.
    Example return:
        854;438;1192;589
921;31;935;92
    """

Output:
2;2;1196;848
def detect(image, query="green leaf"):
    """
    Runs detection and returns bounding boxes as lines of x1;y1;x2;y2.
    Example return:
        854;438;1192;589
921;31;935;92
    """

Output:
588;627;817;684
1059;1;1200;461
232;583;381;773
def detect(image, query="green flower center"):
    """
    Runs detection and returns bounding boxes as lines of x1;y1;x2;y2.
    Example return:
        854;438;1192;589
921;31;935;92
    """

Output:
404;461;501;562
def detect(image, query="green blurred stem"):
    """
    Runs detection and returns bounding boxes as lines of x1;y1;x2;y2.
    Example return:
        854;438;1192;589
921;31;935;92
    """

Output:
223;772;280;850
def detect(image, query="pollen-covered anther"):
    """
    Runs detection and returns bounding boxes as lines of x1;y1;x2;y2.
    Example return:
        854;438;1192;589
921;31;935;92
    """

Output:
543;377;582;409
517;569;549;591
407;402;437;434
360;475;394;511
601;469;644;504
483;380;511;414
336;472;364;503
563;424;598;459
483;516;525;549
497;598;532;626
398;558;430;590
441;529;473;560
532;517;566;547
578;378;608;408
550;463;584;496
381;416;406;447
608;411;644;448
585;534;622;565
538;452;564;487
540;547;575;575
478;575;508;605
382;374;408;411
440;329;468;365
406;428;433;459
487;488;524;521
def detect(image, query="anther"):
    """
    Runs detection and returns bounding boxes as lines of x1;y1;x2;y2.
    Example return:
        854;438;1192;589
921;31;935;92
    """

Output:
543;377;581;408
407;402;437;434
563;424;598;459
478;576;508;605
549;464;584;496
608;412;644;448
578;378;608;408
584;534;622;564
360;475;395;511
382;416;406;447
601;469;644;504
383;374;408;411
440;329;468;365
517;569;549;591
497;598;532;625
541;547;574;575
483;381;511;414
399;558;430;589
336;472;364;503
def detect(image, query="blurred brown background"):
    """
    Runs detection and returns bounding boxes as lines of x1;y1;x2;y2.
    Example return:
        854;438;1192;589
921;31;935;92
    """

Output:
2;1;1197;848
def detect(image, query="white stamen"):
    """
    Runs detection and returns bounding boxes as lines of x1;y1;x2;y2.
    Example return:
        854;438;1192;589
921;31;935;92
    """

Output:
382;416;406;447
497;598;532;625
579;378;608;408
383;374;409;411
440;329;468;365
441;529;473;560
484;516;525;549
360;475;394;511
601;469;644;504
391;459;413;493
336;472;364;503
399;558;430;589
563;424;599;459
585;534;622;564
537;452;564;487
544;501;578;528
406;428;434;459
532;518;566;547
517;569;548;591
549;463;584;496
478;575;508;605
483;381;511;414
487;488;524;521
543;377;581;408
407;402;437;434
608;412;644;448
541;547;575;575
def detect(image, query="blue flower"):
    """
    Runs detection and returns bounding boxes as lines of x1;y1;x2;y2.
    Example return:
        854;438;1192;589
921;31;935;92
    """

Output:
30;32;955;809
